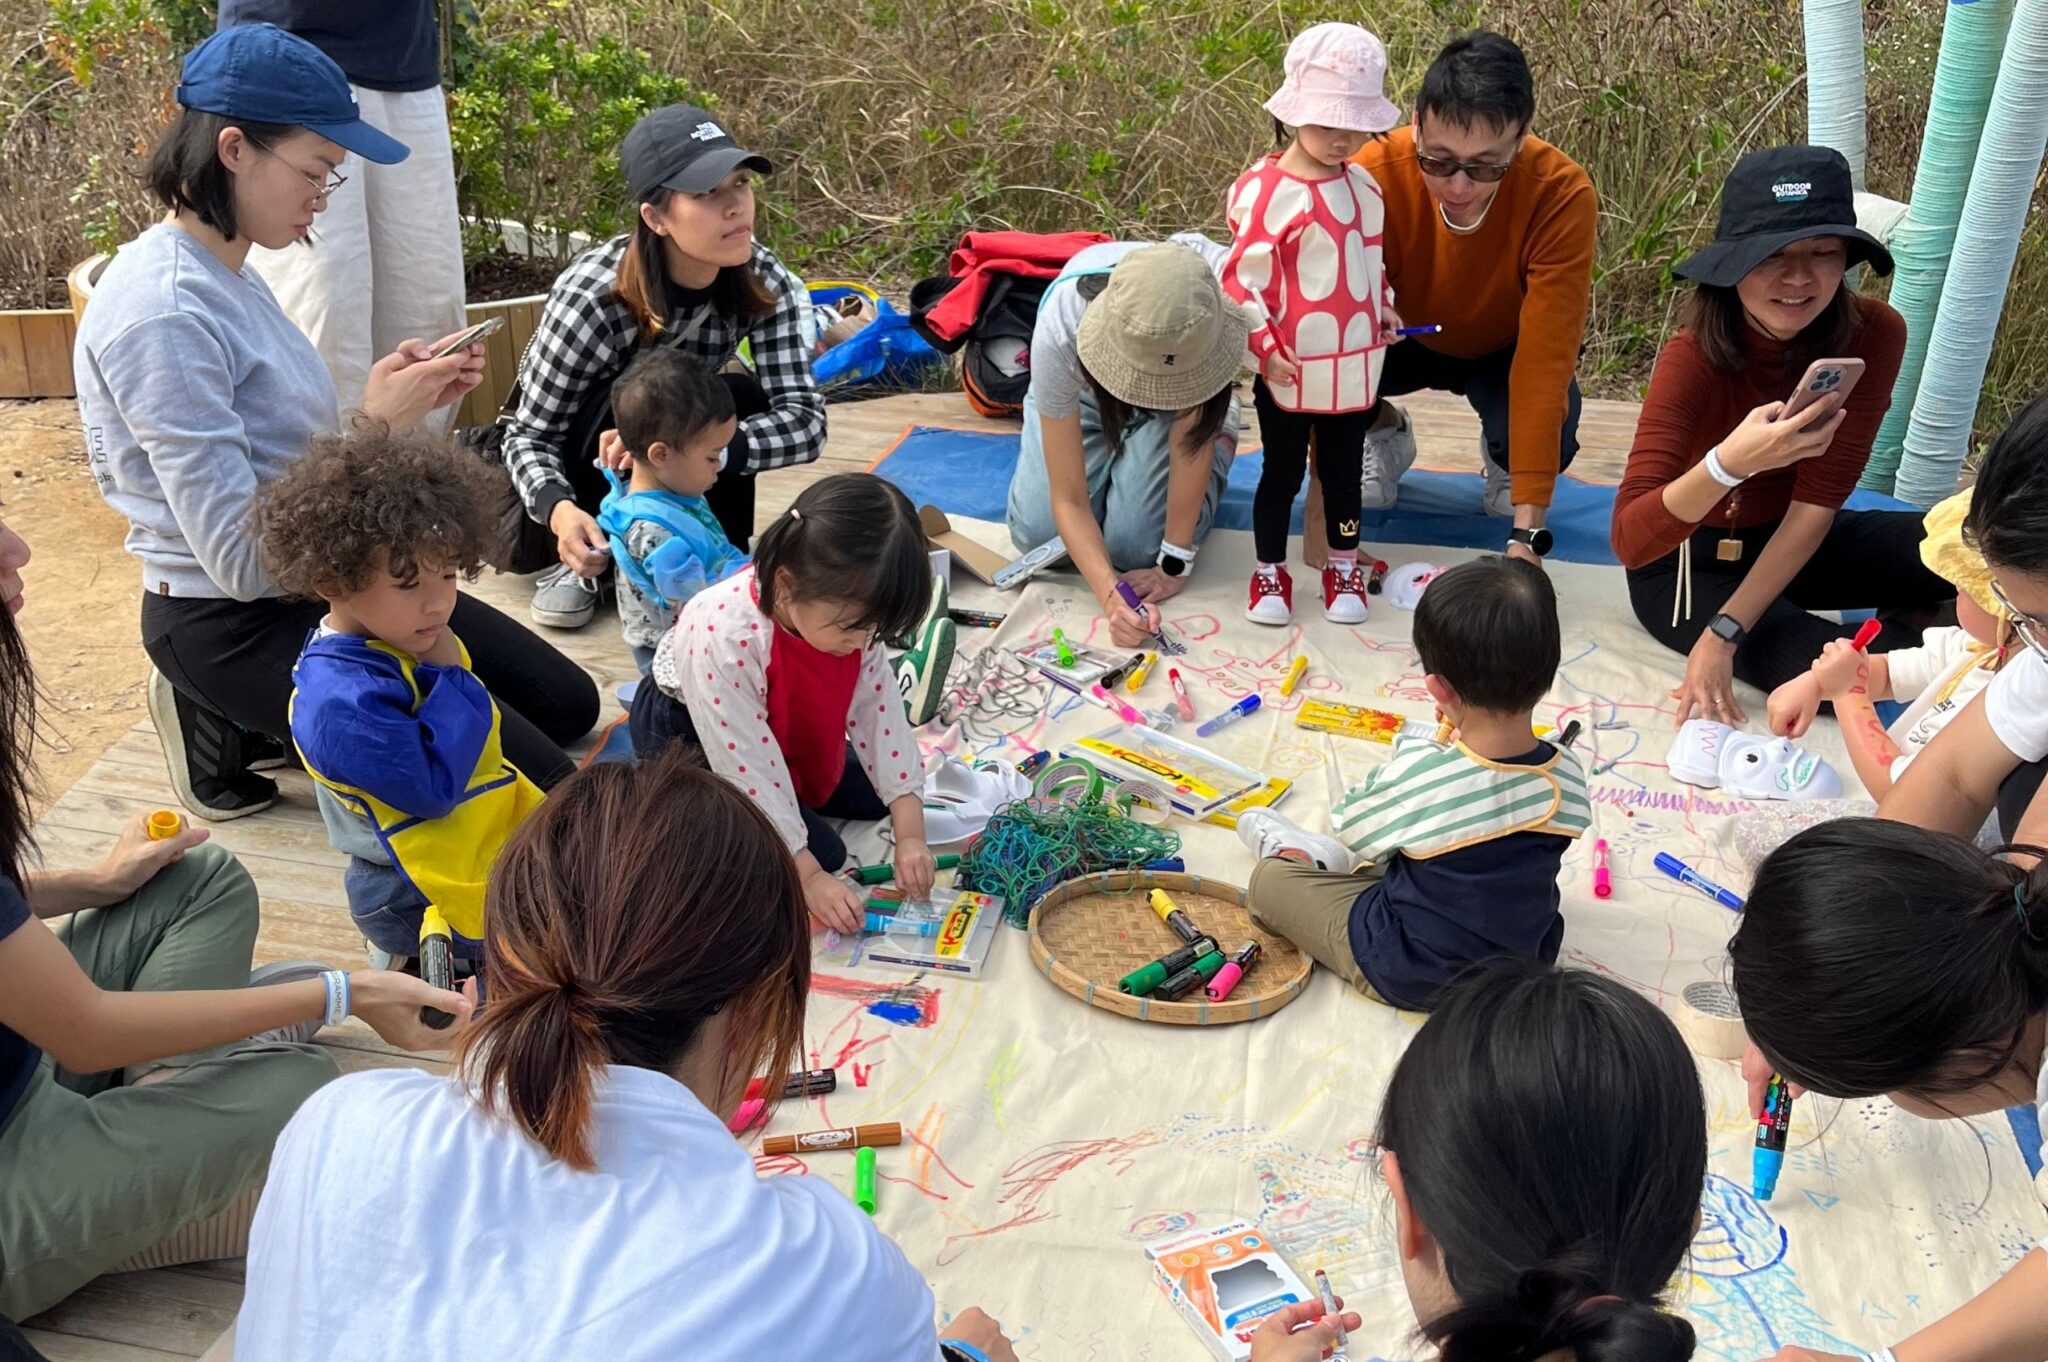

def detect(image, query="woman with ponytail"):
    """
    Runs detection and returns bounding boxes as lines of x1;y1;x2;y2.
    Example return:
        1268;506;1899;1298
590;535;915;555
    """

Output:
233;747;1015;1361
1255;959;1706;1362
1733;818;2048;1362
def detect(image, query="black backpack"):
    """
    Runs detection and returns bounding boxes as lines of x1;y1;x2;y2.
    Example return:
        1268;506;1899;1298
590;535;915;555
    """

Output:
909;272;1044;419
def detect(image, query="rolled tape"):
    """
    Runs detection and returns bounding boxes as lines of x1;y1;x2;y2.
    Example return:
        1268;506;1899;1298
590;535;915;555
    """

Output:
1676;980;1746;1060
1114;778;1173;826
1033;756;1103;806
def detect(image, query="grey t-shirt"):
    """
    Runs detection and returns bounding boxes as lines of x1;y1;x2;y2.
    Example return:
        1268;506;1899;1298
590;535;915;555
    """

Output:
1028;233;1231;420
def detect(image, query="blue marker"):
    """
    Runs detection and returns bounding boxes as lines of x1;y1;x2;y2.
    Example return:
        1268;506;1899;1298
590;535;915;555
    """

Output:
1195;693;1262;738
1753;1073;1793;1200
1652;852;1744;911
1393;324;1443;337
864;912;942;937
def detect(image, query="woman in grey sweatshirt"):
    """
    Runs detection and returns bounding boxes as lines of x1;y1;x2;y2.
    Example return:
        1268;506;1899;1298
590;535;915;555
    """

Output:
73;24;597;820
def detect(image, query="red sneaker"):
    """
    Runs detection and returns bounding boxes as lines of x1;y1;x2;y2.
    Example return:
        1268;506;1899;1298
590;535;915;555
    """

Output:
1323;560;1369;624
1246;565;1293;625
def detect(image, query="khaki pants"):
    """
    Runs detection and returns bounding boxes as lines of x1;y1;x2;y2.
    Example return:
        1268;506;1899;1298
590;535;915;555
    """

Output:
1248;856;1389;1002
0;845;336;1320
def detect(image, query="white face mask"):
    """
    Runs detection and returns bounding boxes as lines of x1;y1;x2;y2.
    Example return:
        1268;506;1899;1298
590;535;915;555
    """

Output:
1667;719;1845;801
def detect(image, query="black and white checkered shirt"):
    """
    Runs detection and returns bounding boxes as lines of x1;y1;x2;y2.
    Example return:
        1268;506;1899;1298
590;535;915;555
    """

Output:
500;234;825;521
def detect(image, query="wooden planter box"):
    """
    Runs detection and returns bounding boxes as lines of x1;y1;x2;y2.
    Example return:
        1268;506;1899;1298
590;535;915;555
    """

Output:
53;218;589;418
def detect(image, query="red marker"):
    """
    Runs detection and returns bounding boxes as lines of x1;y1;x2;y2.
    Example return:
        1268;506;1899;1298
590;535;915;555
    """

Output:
1168;668;1196;722
1850;618;1882;651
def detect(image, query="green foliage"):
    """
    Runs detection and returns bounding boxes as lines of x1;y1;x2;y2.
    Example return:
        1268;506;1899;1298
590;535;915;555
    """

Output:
42;0;209;84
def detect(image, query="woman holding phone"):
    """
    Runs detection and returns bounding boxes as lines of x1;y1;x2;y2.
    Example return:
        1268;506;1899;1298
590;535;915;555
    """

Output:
1610;145;1951;724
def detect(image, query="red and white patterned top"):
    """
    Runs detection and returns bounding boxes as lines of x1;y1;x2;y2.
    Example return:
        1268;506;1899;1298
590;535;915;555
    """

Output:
1221;154;1394;414
653;568;921;857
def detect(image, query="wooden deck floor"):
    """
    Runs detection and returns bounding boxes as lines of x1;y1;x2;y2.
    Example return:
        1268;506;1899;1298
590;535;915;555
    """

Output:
16;386;1639;1360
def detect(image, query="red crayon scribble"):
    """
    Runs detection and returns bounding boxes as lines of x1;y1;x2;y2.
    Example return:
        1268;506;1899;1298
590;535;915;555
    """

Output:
810;971;942;1028
854;1062;875;1088
937;1128;1168;1264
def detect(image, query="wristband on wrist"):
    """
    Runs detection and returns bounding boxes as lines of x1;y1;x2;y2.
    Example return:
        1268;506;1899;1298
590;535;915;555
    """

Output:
1862;1350;1898;1362
941;1344;992;1362
1702;444;1747;488
1157;539;1197;578
320;970;351;1028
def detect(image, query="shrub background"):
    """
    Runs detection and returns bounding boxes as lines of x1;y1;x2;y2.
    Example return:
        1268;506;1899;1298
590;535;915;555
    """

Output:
2;0;2041;431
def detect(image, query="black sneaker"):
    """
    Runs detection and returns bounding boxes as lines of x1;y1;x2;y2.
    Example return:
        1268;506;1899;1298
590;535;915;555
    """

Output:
146;669;277;821
243;729;297;772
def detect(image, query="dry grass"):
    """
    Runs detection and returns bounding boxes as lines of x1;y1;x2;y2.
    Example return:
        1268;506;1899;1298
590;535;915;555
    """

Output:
2;0;2042;430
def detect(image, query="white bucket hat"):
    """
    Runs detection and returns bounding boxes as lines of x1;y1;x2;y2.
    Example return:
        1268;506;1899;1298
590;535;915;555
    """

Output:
1264;23;1401;134
1075;244;1251;412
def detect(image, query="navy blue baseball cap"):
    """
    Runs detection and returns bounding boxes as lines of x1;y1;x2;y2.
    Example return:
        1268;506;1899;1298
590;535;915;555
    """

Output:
177;24;409;165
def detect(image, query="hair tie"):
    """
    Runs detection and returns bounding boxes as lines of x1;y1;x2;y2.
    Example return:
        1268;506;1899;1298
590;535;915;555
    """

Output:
2015;884;2046;941
1574;1295;1623;1316
788;507;802;523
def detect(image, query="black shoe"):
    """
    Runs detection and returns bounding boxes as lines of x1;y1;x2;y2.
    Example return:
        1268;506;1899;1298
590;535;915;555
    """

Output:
146;669;277;821
243;729;296;772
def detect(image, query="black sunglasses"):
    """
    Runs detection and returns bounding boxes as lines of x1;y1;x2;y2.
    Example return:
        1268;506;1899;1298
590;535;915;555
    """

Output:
1415;152;1516;184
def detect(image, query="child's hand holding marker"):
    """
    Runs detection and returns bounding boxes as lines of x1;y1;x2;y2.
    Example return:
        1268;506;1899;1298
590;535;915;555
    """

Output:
800;860;866;935
894;835;937;901
1249;1297;1362;1362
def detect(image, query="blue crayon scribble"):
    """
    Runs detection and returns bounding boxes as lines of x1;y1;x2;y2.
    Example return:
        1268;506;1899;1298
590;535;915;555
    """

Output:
1688;1173;1856;1360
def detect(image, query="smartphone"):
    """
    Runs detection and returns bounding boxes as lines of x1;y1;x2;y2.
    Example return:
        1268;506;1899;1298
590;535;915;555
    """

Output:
426;315;505;360
1780;357;1866;428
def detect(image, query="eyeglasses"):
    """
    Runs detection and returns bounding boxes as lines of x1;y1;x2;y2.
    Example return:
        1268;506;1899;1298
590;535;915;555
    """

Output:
1415;151;1516;183
1990;579;2048;660
256;145;348;201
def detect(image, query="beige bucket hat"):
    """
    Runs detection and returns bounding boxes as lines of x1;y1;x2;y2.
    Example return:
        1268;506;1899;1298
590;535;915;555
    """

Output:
1075;244;1251;411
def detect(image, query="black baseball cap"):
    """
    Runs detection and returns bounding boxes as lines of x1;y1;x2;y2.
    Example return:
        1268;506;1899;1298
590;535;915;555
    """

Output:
1675;145;1893;288
178;24;408;165
621;105;774;202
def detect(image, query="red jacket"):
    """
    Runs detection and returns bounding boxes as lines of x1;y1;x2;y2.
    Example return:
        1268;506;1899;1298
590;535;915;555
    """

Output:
918;230;1111;342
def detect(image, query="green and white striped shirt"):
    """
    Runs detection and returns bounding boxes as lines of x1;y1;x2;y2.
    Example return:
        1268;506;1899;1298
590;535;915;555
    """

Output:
1333;734;1591;866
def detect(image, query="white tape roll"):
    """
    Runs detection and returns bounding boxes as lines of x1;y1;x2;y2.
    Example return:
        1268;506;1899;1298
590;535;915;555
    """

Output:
1114;778;1174;826
1676;980;1746;1060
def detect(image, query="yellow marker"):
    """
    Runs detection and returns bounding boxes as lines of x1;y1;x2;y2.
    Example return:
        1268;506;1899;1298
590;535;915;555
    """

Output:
146;809;183;841
1148;887;1202;944
1126;651;1156;692
1280;655;1309;697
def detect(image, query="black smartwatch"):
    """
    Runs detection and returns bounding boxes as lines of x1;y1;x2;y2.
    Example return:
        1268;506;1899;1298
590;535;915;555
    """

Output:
1508;526;1554;557
1156;541;1196;578
1707;613;1748;646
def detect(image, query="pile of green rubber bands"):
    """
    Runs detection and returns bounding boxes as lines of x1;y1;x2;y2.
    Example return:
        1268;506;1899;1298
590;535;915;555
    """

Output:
957;757;1182;927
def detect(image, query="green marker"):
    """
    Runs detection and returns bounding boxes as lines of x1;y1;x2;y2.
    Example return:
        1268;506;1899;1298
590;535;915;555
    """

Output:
1117;936;1220;996
848;854;961;886
1052;627;1076;669
1156;951;1228;1001
855;1146;878;1215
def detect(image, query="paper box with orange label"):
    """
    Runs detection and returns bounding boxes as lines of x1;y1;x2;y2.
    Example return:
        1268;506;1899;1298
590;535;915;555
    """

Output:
1142;1218;1313;1360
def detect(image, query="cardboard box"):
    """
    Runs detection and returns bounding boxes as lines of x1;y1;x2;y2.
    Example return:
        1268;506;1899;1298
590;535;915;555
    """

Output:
1143;1218;1313;1360
919;505;1011;585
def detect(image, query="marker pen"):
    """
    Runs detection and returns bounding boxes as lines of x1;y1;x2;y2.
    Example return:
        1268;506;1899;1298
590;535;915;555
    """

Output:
1099;653;1144;688
1090;684;1149;726
1850;617;1882;651
864;911;943;937
1154;949;1228;1000
1367;559;1388;595
948;608;1007;628
1118;936;1221;995
1196;694;1262;738
1112;579;1174;654
1393;324;1442;337
1653;852;1744;911
847;854;960;886
1281;655;1309;697
1149;887;1203;944
777;1069;837;1098
762;1123;902;1155
1205;941;1263;1001
854;1145;879;1214
1126;652;1157;692
1168;669;1195;721
1315;1269;1349;1351
1592;838;1612;898
1051;627;1076;669
1753;1073;1793;1200
1557;719;1582;749
1017;750;1053;777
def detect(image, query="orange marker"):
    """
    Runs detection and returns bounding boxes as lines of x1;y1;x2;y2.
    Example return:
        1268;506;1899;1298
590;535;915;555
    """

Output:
762;1122;902;1155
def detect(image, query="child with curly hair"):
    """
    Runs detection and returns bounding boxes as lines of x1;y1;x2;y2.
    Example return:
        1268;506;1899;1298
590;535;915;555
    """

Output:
255;429;545;967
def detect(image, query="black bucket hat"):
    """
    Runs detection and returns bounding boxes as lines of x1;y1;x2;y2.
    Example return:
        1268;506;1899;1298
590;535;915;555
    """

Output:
1675;145;1893;288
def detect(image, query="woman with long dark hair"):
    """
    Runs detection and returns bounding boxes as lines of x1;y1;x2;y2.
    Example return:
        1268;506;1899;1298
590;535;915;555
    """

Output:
0;513;465;1324
499;103;826;632
1610;145;1951;726
233;749;1014;1361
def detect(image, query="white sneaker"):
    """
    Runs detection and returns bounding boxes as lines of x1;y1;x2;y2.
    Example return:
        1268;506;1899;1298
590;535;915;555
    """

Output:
530;564;603;630
1245;565;1294;626
1360;403;1416;510
1236;808;1354;873
1321;561;1368;625
1481;454;1514;517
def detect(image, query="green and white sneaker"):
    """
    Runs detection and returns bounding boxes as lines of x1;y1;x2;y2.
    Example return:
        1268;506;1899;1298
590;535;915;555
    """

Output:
894;573;957;727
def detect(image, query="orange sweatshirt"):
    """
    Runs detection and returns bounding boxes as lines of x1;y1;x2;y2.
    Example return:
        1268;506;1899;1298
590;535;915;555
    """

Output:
1355;128;1598;506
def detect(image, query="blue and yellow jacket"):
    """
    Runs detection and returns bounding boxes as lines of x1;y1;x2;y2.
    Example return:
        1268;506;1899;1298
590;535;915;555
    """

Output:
289;630;543;946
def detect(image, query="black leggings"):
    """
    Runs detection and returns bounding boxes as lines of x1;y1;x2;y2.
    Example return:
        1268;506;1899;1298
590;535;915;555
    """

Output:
556;371;767;552
1624;509;1955;693
1252;376;1368;563
141;592;599;789
626;680;886;871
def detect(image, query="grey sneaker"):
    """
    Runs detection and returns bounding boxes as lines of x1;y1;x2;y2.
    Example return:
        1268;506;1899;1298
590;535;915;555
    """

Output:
1481;453;1515;517
247;960;332;1045
1359;403;1416;510
530;564;602;630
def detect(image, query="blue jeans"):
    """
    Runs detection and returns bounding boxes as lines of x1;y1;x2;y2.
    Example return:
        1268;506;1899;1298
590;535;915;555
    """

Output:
1375;338;1583;479
1005;386;1239;573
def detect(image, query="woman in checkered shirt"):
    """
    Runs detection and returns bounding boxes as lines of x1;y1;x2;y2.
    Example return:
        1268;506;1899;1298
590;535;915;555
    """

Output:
500;105;826;633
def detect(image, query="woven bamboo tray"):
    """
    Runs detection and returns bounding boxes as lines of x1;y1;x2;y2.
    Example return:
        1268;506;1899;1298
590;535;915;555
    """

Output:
1027;870;1311;1025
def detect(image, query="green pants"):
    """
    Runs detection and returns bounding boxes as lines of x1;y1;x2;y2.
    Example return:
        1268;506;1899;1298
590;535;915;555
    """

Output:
0;843;336;1321
1247;856;1389;1002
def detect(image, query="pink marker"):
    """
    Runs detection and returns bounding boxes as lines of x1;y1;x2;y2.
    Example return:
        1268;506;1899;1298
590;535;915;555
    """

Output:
1091;684;1148;726
1205;942;1262;1001
1592;838;1612;898
726;1096;767;1133
1850;618;1882;651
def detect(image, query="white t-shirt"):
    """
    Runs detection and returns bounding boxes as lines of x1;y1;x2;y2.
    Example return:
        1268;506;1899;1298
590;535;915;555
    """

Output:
236;1066;943;1362
1883;627;2003;779
1985;648;2048;763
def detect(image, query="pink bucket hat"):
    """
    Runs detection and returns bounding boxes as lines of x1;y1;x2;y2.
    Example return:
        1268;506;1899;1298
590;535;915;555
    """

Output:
1264;23;1401;134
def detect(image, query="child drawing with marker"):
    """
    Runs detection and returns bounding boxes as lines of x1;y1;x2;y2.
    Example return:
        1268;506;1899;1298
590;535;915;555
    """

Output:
1766;489;2012;801
1251;961;1707;1361
1224;22;1402;629
595;350;751;675
1234;556;1589;1010
1732;817;2048;1362
629;474;951;934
